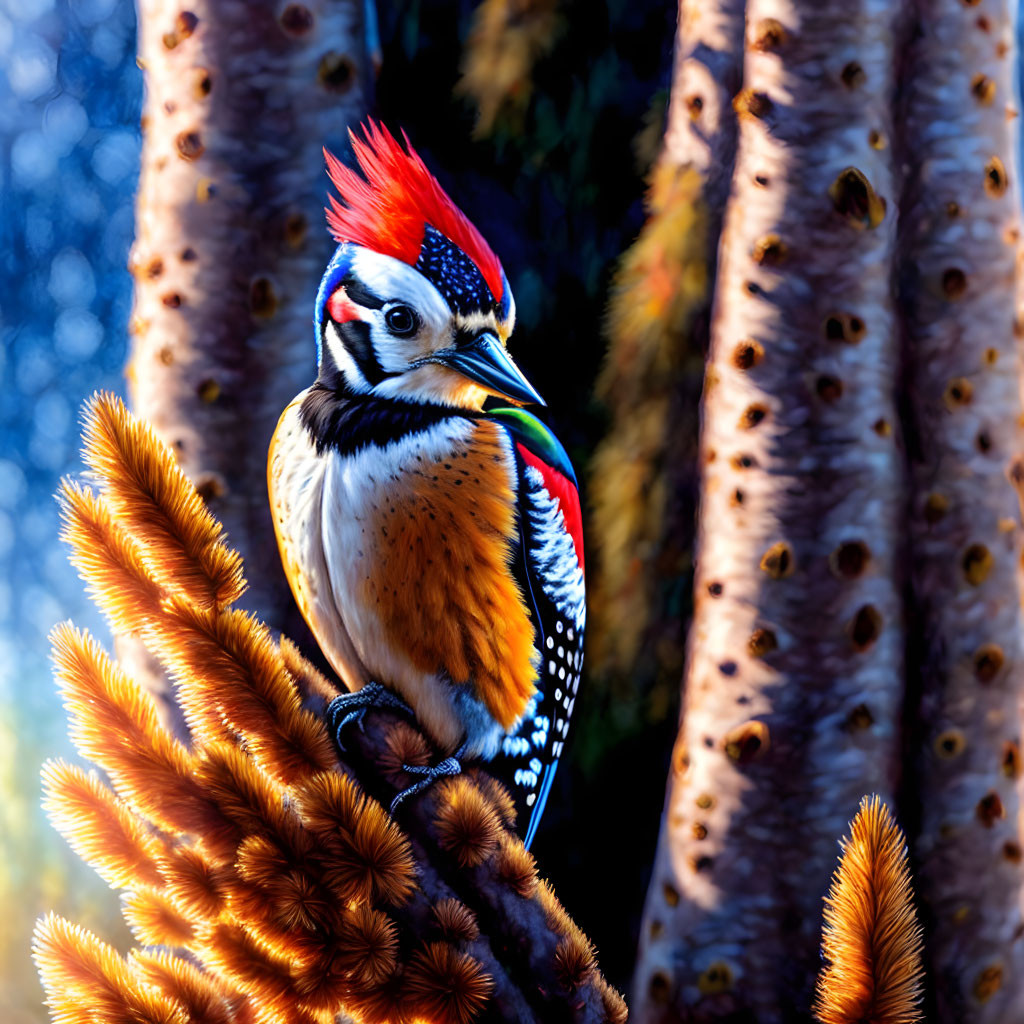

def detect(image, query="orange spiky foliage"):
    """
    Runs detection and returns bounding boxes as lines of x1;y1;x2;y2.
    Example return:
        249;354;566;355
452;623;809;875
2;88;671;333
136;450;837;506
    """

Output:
815;796;924;1024
34;391;624;1024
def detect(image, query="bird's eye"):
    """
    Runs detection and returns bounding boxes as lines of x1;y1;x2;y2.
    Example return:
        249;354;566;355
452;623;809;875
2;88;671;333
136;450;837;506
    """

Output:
384;305;418;336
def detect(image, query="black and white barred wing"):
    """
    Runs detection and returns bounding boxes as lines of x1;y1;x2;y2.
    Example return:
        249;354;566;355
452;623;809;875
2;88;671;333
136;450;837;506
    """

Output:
493;452;585;850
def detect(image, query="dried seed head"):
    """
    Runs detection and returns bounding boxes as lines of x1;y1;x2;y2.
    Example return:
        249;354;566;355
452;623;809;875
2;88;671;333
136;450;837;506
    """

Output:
405;943;494;1024
494;834;538;898
553;932;596;991
471;772;517;829
379;720;432;788
434;776;503;868
815;796;923;1024
344;904;400;988
432;899;480;946
596;976;629;1024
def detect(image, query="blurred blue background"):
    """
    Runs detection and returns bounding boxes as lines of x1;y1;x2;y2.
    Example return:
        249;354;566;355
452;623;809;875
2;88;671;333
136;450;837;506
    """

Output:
1;0;140;1018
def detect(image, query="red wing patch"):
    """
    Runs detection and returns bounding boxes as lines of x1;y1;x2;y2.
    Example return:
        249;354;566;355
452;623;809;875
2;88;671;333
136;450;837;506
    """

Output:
516;443;584;574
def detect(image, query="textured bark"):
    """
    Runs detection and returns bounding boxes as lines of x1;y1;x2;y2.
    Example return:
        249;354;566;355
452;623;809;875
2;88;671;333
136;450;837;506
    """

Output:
663;0;746;220
632;2;906;1019
589;0;744;699
125;0;370;712
897;2;1024;1018
336;704;622;1022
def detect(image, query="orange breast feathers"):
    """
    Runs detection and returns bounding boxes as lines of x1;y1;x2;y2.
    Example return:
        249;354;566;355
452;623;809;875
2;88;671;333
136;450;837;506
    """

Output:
360;419;538;731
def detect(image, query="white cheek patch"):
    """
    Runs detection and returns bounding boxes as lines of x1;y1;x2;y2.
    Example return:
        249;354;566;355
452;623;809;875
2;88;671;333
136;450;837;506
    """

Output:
340;247;518;403
369;322;440;376
324;320;371;393
350;248;450;330
349;248;455;378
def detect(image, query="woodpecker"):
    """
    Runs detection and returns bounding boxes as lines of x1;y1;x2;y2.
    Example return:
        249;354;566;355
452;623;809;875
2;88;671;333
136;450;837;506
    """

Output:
268;122;584;848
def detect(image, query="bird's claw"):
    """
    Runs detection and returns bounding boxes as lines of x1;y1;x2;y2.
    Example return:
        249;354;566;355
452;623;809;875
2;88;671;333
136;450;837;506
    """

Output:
326;681;413;752
326;685;463;812
389;756;462;813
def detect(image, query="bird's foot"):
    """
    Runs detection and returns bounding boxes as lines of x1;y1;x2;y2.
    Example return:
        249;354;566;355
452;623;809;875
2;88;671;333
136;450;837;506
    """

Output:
326;686;464;812
326;682;413;752
390;755;462;813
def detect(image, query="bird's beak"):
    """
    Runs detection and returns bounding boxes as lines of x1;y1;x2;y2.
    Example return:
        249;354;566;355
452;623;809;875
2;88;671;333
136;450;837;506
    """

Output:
434;333;546;406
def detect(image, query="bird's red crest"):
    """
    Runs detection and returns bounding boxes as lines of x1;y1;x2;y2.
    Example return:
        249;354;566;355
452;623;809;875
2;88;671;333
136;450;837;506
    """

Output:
325;121;505;305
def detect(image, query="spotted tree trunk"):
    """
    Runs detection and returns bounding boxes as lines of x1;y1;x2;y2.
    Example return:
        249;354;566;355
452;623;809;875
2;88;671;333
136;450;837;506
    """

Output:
124;0;371;720
897;1;1024;1019
630;0;1024;1020
633;1;906;1018
661;0;746;222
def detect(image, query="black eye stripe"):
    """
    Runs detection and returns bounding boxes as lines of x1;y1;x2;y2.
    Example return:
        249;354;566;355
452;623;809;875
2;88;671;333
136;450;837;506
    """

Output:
340;275;385;310
332;319;397;386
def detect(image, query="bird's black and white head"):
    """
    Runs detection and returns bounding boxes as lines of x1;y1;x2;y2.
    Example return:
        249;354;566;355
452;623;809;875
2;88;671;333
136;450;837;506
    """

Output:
313;122;542;411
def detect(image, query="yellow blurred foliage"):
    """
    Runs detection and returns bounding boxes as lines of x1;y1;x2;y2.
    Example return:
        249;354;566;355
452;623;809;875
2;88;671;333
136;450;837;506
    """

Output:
457;0;563;137
589;158;708;704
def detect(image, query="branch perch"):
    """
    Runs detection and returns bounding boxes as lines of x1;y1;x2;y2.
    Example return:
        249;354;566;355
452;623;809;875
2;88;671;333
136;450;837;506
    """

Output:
34;393;625;1024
